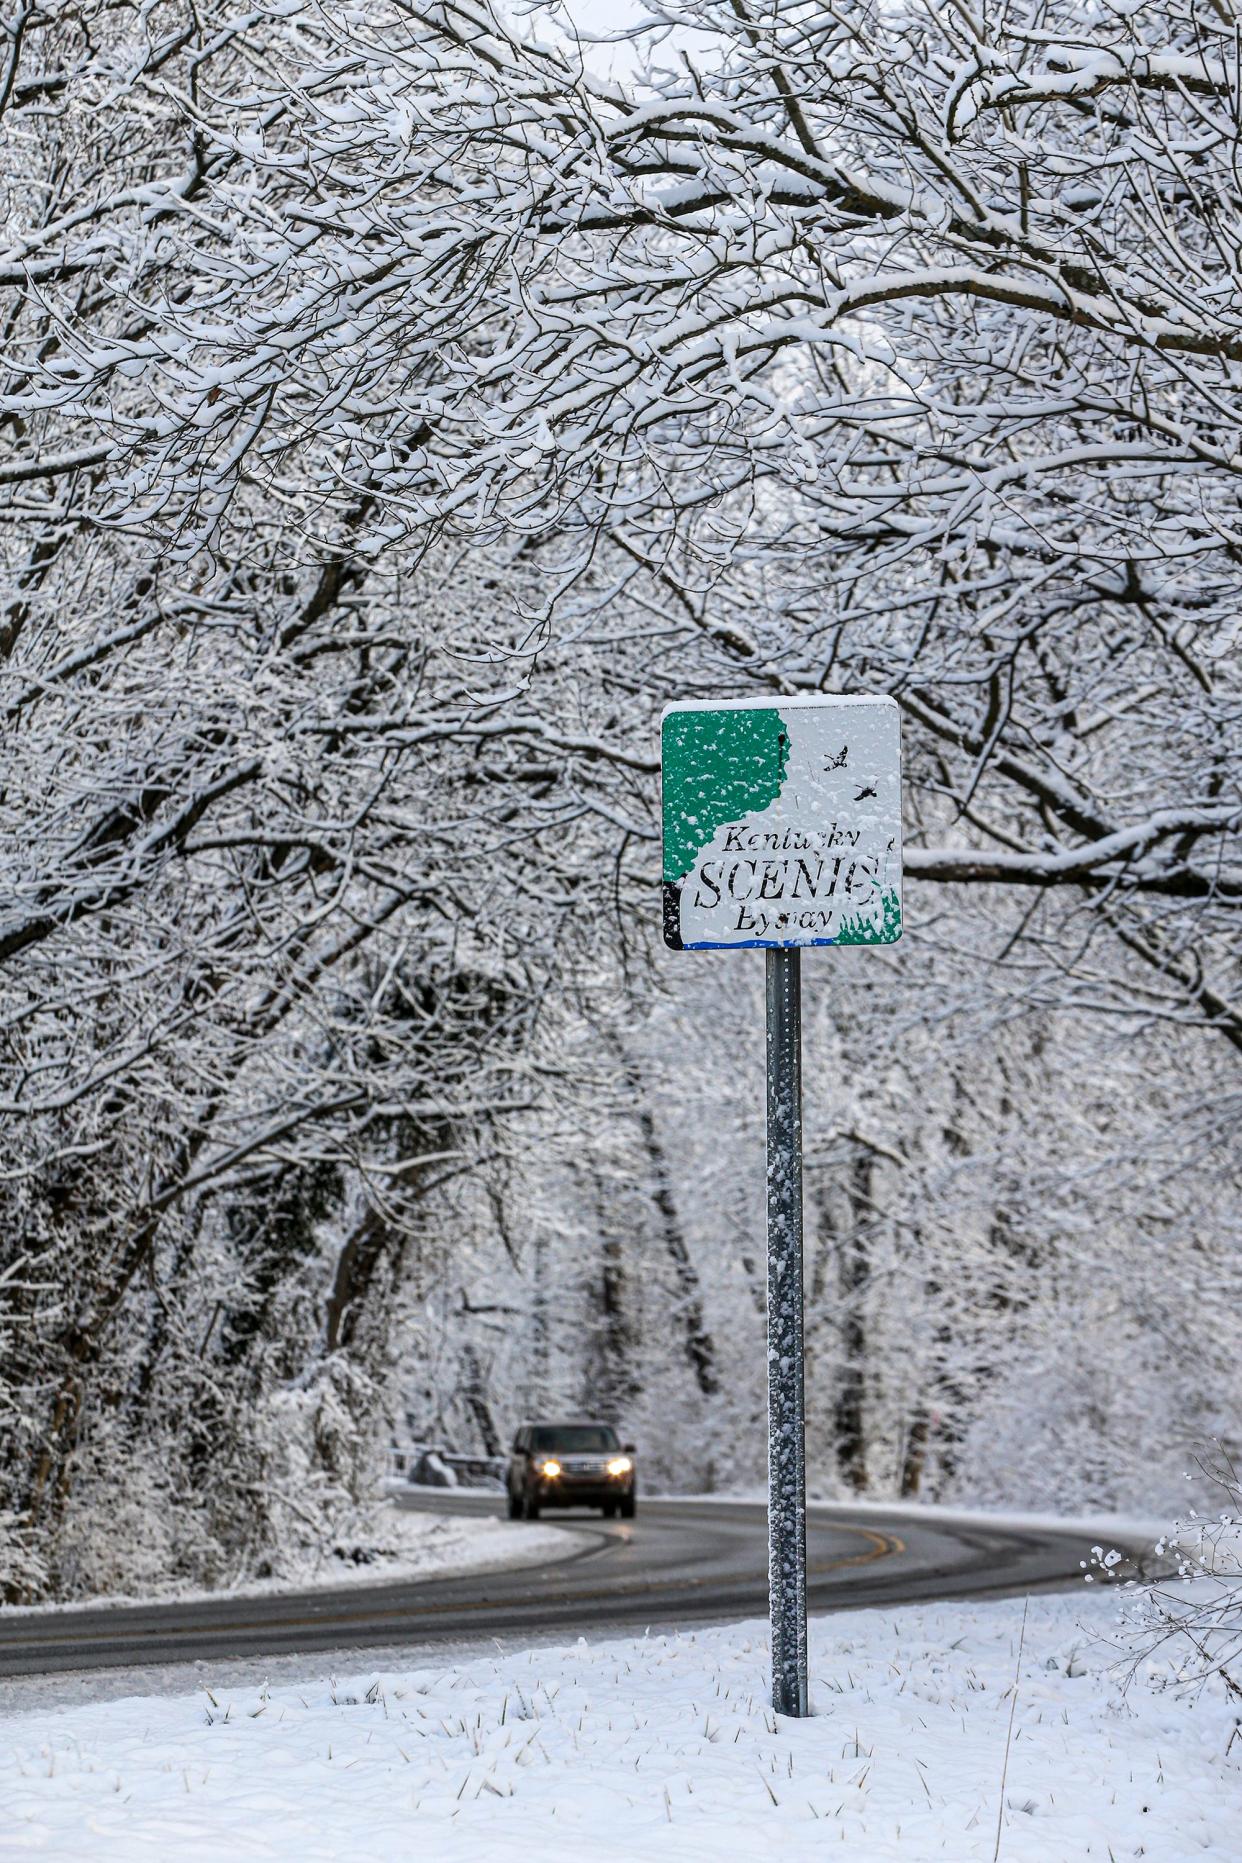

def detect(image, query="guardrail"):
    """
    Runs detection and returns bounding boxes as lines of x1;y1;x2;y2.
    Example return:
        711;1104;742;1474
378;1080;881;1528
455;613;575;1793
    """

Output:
389;1443;507;1490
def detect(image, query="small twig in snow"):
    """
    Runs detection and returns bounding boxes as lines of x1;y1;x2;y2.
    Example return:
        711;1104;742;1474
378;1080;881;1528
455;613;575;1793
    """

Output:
993;1597;1030;1863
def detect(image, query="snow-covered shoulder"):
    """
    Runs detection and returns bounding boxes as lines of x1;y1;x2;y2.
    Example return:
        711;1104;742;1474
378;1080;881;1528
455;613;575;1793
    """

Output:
2;1593;1235;1860
0;1508;582;1619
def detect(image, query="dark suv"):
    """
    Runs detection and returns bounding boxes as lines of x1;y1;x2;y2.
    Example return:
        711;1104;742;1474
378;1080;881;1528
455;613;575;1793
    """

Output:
506;1421;637;1520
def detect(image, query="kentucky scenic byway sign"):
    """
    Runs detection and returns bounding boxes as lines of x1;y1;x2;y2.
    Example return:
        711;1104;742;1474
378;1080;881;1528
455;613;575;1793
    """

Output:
660;694;903;1721
661;694;902;952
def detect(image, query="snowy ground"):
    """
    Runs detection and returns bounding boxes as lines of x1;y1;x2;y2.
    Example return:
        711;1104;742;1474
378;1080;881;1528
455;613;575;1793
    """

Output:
2;1590;1236;1859
0;1509;578;1619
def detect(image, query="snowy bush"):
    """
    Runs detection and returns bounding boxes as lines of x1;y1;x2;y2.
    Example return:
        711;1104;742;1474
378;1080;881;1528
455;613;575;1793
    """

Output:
1110;1445;1242;1706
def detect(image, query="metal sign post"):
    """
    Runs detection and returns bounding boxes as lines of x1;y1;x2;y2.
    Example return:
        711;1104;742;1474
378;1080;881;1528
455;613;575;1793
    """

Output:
765;945;808;1717
661;694;901;1720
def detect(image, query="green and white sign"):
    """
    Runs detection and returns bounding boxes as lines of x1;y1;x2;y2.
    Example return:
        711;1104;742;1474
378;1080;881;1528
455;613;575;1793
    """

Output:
661;695;902;952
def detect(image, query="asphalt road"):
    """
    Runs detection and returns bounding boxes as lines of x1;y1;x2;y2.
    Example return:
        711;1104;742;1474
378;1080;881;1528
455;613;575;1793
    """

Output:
0;1491;1147;1684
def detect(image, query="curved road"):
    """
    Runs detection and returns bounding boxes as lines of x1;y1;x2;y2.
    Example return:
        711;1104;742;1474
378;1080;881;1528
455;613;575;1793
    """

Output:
0;1492;1147;1682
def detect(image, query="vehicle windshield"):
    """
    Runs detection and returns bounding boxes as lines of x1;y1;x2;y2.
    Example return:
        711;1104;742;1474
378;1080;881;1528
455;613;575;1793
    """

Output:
531;1425;619;1453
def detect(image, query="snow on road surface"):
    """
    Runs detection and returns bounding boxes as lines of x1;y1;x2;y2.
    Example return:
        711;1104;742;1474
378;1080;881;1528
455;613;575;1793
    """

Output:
2;1591;1236;1859
0;1510;579;1619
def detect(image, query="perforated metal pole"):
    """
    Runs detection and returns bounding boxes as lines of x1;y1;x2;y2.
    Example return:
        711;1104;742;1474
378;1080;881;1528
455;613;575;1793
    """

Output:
766;946;808;1718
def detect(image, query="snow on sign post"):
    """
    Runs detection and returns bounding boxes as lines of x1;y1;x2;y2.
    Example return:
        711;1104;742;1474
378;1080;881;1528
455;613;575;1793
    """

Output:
661;695;902;1720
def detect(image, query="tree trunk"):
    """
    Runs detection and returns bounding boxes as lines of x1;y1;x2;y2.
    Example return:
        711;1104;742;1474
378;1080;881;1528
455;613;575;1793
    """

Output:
832;1146;873;1494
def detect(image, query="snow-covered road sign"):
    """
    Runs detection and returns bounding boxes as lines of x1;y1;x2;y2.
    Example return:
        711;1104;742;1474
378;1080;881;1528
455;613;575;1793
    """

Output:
661;695;902;951
660;692;904;1715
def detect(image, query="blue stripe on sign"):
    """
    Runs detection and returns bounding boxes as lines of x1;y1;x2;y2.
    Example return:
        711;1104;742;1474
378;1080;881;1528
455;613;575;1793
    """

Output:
680;936;842;951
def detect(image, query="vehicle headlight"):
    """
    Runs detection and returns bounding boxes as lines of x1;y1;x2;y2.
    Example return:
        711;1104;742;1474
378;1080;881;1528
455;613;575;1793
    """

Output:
538;1458;561;1478
606;1456;632;1477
